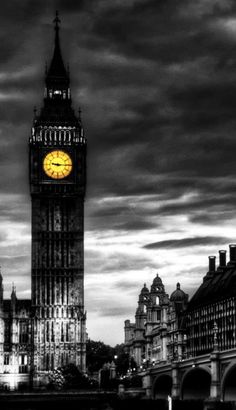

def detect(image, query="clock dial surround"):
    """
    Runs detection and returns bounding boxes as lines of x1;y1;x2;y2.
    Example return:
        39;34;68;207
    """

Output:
43;150;73;179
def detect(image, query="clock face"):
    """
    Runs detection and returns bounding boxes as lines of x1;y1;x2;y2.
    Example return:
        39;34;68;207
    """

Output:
43;150;72;179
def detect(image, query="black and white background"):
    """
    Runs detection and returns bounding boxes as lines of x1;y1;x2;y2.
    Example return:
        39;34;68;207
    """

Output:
0;0;236;344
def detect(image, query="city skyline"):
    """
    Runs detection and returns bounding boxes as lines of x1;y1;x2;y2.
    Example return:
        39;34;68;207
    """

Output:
0;1;236;345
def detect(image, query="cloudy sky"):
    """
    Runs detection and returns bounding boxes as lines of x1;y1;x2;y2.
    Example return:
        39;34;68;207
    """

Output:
1;0;236;345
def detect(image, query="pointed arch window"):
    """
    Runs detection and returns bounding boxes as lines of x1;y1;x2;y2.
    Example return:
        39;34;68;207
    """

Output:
46;353;49;370
51;354;54;370
51;322;54;342
46;321;50;342
66;323;69;342
61;322;64;342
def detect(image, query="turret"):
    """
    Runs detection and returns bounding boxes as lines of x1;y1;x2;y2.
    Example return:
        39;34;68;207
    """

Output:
135;283;149;327
170;282;188;313
11;284;17;315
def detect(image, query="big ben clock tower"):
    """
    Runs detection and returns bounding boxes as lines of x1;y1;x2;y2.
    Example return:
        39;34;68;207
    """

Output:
29;13;86;378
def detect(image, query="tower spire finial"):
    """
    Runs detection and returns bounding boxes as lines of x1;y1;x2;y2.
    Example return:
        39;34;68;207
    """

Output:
53;11;60;47
54;10;60;31
46;11;68;81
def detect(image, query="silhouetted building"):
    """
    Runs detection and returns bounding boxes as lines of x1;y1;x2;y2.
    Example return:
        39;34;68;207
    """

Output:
0;14;86;389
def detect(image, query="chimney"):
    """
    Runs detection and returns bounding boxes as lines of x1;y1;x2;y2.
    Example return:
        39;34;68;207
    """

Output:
219;250;226;268
229;244;236;263
209;256;216;272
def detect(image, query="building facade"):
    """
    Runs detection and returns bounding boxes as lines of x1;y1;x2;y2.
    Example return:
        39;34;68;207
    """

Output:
186;245;236;357
125;244;236;401
0;282;32;389
124;273;188;370
0;14;86;389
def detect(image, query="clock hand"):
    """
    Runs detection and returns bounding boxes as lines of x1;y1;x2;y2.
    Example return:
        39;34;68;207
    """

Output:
51;162;72;166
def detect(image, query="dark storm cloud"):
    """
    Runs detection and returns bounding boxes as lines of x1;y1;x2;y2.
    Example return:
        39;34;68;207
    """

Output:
143;236;227;250
100;1;236;64
74;0;236;218
190;211;236;225
86;200;158;232
113;219;157;231
157;194;236;217
0;198;29;222
0;0;233;220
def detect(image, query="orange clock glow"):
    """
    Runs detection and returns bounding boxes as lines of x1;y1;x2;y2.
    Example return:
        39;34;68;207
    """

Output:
43;150;72;179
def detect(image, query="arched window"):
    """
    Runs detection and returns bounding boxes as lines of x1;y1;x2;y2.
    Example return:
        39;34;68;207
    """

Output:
51;354;54;370
46;322;49;342
46;353;49;370
61;322;64;342
66;323;69;342
51;322;54;342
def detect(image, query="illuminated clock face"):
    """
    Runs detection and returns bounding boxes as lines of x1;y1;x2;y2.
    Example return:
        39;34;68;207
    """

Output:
43;150;72;179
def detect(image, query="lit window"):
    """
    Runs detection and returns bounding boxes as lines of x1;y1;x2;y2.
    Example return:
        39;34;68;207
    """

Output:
19;355;28;373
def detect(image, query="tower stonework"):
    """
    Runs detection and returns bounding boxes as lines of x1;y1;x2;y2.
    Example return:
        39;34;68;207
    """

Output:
29;15;86;381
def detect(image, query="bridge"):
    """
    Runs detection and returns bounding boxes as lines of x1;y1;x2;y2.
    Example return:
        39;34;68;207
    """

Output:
143;347;236;401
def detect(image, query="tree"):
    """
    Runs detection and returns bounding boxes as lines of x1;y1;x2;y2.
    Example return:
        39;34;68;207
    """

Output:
48;363;99;390
86;339;114;374
113;343;137;376
62;363;84;388
86;340;137;378
48;368;65;390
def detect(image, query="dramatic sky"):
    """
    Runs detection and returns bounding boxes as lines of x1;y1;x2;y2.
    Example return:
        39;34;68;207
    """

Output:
1;0;236;345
